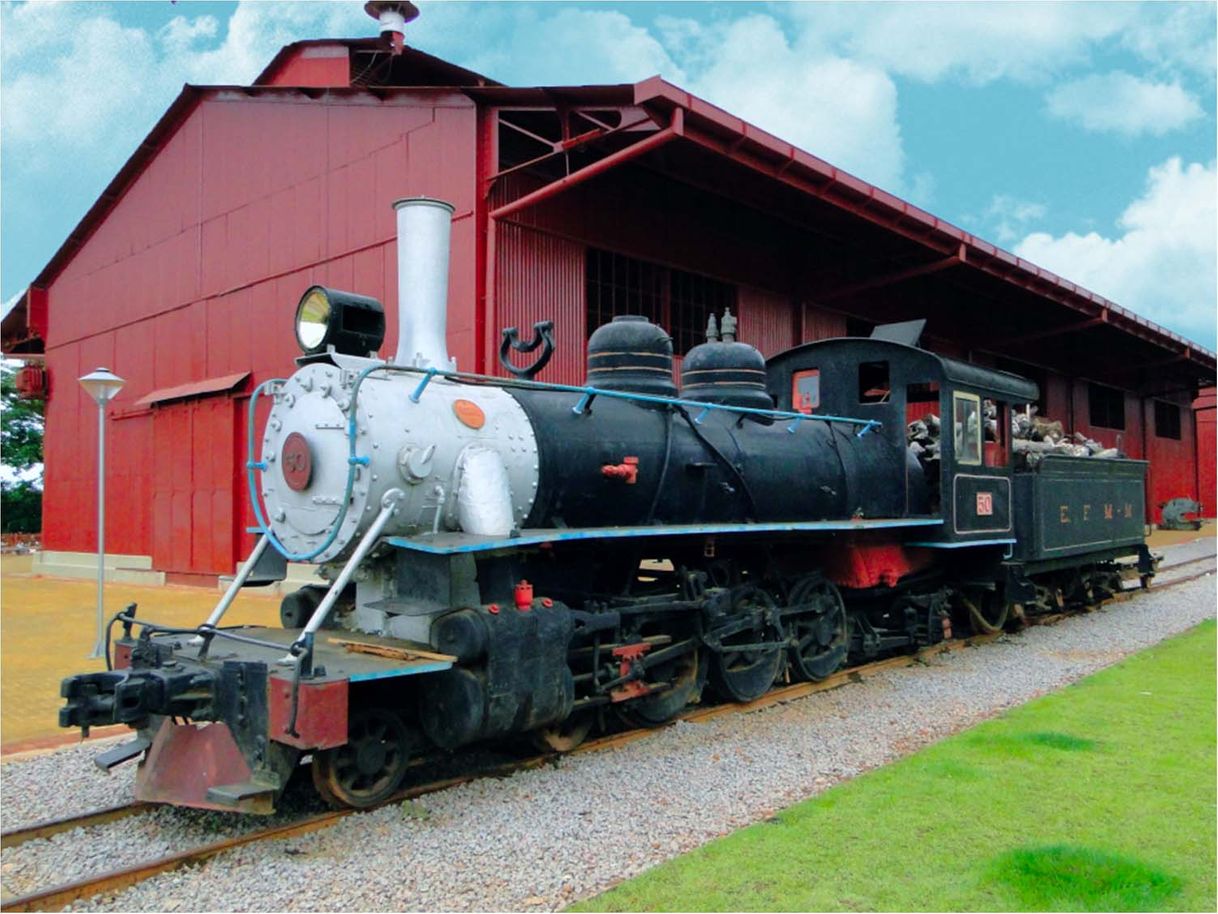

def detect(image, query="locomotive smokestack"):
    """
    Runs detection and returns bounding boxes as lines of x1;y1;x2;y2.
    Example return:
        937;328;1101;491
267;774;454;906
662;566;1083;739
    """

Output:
393;197;455;370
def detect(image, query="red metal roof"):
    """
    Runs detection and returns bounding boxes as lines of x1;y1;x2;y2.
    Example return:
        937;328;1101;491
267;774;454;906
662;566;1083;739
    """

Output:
22;46;1215;379
254;38;501;88
631;76;1214;368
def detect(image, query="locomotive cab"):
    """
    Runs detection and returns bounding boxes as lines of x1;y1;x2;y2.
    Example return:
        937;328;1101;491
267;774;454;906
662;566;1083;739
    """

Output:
766;321;1039;545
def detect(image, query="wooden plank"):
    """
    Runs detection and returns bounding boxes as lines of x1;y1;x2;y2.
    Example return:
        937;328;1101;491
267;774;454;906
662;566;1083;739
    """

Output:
326;638;455;664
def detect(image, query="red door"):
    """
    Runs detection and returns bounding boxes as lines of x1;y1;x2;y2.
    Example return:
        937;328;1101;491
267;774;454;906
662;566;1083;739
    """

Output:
152;397;237;575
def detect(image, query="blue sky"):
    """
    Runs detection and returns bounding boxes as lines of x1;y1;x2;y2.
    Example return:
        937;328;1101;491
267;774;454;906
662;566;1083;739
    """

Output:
2;0;1215;348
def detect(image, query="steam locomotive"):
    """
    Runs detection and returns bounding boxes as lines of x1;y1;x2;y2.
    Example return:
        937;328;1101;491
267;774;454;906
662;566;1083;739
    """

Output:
59;198;1154;813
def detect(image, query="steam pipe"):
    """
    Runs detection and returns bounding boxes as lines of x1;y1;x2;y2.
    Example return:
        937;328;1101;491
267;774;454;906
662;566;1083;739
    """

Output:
393;197;455;369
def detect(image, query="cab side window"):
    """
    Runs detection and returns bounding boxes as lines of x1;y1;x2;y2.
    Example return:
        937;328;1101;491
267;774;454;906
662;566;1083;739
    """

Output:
953;392;982;465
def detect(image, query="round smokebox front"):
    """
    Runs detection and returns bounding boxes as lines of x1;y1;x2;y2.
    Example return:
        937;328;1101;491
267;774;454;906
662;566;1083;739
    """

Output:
260;364;372;561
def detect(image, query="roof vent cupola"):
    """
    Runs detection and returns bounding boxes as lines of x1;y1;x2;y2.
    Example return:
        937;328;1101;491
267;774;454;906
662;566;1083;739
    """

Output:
364;1;419;55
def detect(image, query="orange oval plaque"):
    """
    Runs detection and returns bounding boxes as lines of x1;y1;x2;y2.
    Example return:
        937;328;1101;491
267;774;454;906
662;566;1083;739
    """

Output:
453;398;486;429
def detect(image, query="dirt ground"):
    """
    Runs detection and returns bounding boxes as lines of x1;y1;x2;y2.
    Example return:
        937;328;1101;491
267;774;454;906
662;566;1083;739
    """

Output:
0;554;278;751
1;519;1212;751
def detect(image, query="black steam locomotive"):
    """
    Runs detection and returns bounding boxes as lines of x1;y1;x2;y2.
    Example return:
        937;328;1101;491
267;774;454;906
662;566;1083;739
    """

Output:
59;199;1153;813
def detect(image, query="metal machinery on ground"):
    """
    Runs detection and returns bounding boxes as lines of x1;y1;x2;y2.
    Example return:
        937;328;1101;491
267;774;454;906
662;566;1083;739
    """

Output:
59;198;1156;812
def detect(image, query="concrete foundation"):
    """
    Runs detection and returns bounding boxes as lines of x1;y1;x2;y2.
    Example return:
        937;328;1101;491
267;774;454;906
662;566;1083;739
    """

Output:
217;560;322;596
31;551;166;586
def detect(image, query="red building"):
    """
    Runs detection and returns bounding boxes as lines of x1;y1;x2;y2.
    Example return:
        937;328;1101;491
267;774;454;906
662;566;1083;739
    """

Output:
4;38;1215;583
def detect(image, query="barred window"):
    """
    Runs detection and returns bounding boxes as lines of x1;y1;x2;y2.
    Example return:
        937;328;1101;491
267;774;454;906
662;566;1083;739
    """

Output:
586;249;735;355
1088;383;1125;430
1154;400;1181;440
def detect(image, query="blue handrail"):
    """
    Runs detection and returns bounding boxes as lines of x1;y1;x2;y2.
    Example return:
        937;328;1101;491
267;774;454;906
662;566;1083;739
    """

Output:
402;366;881;435
246;361;882;561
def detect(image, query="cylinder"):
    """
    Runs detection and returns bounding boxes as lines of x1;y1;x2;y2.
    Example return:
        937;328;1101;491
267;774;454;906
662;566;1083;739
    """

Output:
393;197;455;369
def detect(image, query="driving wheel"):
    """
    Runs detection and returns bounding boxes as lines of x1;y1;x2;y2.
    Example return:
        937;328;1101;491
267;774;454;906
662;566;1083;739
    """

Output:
786;575;849;682
531;712;594;753
708;585;784;703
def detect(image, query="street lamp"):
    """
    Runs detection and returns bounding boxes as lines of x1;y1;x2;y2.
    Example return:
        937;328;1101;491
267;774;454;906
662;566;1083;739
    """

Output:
79;367;125;659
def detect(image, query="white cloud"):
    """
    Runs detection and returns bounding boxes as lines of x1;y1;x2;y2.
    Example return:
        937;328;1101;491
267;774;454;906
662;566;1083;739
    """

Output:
980;195;1049;245
175;2;367;85
455;8;685;86
1015;158;1217;348
1046;71;1203;136
1;9;159;149
159;14;219;55
0;1;367;155
1119;3;1217;79
781;2;1136;85
664;15;906;191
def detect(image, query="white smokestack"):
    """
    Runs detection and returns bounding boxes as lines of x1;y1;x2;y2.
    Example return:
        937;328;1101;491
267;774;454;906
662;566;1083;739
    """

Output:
393;197;455;370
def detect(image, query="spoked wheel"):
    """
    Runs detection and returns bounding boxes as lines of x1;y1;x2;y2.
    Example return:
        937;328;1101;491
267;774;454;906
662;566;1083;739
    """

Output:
312;707;412;809
530;712;594;753
708;585;784;703
959;588;1009;634
785;575;849;682
1059;570;1093;609
618;645;705;728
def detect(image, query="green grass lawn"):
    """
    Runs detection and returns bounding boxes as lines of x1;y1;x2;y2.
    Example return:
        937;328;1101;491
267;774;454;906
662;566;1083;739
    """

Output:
576;620;1217;912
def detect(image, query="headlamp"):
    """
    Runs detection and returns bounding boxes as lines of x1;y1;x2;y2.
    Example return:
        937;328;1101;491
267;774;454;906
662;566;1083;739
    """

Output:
294;286;386;357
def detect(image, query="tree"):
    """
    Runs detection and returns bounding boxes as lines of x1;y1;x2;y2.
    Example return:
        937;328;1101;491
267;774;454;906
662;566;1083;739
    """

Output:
1;361;44;533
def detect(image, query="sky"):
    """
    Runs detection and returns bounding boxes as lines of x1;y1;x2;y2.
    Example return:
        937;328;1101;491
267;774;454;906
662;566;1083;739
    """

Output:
2;0;1215;349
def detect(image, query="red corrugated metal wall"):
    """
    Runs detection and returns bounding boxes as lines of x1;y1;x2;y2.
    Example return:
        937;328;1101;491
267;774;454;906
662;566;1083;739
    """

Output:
495;222;586;386
42;91;479;574
739;286;796;357
1142;394;1199;522
800;305;847;343
1195;388;1216;516
490;169;803;384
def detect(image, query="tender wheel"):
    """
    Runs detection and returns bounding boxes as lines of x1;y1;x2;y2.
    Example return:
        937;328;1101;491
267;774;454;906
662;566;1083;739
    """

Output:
960;588;1009;634
618;645;705;728
786;575;848;682
708;585;784;703
311;708;411;809
530;712;594;753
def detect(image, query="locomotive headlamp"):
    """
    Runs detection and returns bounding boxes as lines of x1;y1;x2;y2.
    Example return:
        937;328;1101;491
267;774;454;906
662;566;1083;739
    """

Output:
294;286;386;357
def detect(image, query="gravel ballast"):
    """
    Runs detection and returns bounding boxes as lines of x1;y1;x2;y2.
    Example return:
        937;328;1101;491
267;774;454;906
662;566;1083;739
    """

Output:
1;542;1212;912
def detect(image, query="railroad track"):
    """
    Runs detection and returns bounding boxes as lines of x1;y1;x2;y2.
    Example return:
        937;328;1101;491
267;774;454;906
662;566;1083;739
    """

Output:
2;556;1212;913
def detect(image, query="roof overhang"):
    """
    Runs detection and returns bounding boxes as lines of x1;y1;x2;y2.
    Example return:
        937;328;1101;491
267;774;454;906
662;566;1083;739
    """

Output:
133;371;250;408
479;74;1214;391
1;287;45;357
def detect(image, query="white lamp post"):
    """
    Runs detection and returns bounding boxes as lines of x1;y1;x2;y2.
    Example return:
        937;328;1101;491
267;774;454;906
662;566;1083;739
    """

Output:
79;367;125;659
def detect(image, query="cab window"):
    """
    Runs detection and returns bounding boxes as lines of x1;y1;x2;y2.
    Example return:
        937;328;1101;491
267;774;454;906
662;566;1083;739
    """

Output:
792;369;820;414
983;399;1008;467
953;392;982;465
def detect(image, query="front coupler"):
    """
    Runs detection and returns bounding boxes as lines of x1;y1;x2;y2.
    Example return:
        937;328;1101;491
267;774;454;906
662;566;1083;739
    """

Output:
60;664;216;730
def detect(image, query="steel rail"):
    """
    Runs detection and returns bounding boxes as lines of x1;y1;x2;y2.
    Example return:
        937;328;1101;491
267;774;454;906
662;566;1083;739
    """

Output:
0;803;153;850
3;561;1211;912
